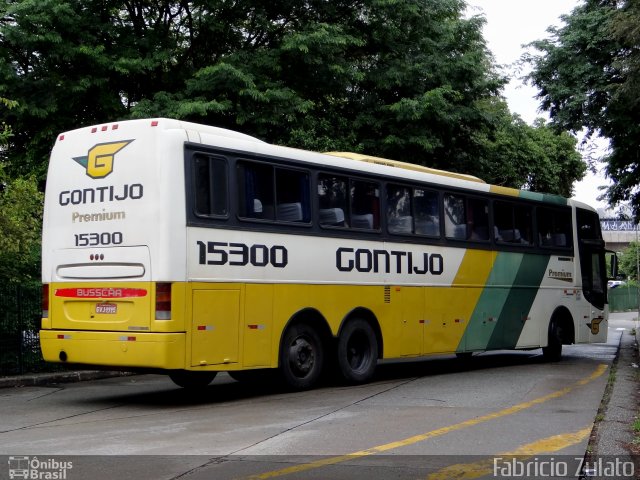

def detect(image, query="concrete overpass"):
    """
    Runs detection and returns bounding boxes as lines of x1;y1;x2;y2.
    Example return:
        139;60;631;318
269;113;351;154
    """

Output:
601;219;638;252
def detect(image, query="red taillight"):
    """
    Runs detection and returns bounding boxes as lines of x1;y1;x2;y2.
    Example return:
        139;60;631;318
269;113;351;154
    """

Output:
155;283;172;320
42;284;49;318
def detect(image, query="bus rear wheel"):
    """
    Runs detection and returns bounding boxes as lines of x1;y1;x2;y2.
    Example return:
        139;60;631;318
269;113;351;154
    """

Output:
279;323;324;390
337;319;378;383
169;370;217;389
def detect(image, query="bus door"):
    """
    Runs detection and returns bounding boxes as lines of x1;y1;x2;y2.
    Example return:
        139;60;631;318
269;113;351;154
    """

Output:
424;287;471;354
397;286;423;356
190;286;241;366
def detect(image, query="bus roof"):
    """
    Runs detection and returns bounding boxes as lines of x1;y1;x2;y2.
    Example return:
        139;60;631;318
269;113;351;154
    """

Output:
54;118;580;209
325;152;486;184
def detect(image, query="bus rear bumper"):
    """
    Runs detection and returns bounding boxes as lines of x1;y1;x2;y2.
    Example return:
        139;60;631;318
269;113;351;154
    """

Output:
40;330;185;370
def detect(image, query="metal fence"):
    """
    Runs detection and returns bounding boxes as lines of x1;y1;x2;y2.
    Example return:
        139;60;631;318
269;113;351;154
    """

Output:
608;285;639;313
0;283;54;376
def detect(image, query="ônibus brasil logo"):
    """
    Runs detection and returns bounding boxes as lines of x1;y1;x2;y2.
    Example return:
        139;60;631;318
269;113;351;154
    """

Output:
73;140;134;179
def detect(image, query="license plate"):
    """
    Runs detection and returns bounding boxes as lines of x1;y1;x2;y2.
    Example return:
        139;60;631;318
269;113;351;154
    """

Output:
96;303;117;314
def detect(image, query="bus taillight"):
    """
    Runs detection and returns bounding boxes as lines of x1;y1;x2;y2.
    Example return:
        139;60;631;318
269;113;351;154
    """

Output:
42;284;49;318
155;283;172;320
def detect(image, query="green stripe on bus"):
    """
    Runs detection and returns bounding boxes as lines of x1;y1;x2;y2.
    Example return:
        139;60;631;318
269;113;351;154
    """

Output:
458;253;550;352
518;191;545;202
519;190;568;205
458;253;524;352
486;254;550;350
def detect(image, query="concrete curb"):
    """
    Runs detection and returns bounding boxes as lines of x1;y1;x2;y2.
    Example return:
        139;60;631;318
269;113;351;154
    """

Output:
591;328;637;456
0;370;135;388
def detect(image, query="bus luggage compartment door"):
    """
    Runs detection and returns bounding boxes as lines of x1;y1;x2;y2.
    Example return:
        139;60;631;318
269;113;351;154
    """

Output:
191;288;240;366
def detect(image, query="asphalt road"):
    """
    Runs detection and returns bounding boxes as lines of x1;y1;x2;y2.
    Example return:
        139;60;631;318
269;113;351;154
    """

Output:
0;314;632;480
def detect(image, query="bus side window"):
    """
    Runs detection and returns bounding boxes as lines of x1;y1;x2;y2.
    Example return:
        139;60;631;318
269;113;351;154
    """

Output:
494;201;533;245
350;180;380;230
275;168;310;223
318;174;348;227
467;197;489;241
238;161;310;223
538;207;573;248
387;185;412;234
237;161;275;220
414;188;440;237
444;194;489;241
194;155;228;218
444;194;466;240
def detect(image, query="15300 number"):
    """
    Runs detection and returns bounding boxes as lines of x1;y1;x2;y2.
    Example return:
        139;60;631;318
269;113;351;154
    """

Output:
75;232;123;247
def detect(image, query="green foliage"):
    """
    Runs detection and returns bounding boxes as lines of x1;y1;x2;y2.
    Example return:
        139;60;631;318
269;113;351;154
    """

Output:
526;0;640;216
619;241;640;281
473;103;585;196
0;165;43;284
0;92;40;284
0;0;587;197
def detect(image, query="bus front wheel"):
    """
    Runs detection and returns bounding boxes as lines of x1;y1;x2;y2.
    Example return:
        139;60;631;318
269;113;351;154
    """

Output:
542;319;563;361
279;323;324;390
337;319;378;383
169;370;217;389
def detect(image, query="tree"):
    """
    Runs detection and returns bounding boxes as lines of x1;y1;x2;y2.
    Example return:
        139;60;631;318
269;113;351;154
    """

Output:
0;168;43;283
619;241;640;281
0;97;42;284
131;0;509;171
526;0;640;216
471;100;585;197
0;0;586;196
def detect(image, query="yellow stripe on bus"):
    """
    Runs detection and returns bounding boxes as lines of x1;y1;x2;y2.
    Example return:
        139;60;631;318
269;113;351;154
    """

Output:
424;249;496;352
489;185;521;197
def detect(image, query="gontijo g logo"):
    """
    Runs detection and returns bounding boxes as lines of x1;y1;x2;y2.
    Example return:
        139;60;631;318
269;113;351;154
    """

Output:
73;140;134;179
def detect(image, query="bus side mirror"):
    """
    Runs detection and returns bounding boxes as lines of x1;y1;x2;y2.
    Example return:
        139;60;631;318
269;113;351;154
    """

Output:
608;251;618;280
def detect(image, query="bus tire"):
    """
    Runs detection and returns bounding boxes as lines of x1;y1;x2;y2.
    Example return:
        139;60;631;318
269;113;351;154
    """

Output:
279;323;324;390
542;319;563;361
169;370;217;389
337;318;378;384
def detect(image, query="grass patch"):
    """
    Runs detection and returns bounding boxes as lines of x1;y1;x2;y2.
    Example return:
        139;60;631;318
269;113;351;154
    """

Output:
633;418;640;446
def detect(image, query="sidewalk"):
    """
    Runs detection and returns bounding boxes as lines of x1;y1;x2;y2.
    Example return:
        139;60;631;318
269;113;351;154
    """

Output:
0;369;133;388
586;313;639;478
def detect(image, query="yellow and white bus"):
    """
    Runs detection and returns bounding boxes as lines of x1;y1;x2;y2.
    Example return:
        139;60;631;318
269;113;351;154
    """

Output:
40;118;610;389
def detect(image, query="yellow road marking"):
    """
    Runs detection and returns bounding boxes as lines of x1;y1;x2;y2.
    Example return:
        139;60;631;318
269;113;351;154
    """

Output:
426;426;592;480
243;363;607;480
